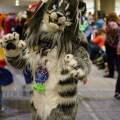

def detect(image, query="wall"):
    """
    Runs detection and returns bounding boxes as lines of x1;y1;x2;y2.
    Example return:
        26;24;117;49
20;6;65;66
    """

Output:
115;0;120;15
0;0;120;15
84;0;120;15
84;0;100;14
0;5;28;13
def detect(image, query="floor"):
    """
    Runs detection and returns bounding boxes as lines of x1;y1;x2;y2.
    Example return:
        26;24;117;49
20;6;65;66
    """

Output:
0;65;120;120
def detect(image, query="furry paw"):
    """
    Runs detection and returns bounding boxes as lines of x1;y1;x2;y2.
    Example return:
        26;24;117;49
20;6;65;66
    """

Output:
64;54;77;67
49;22;59;30
1;32;26;50
76;69;85;78
70;69;77;76
0;32;26;57
70;69;85;79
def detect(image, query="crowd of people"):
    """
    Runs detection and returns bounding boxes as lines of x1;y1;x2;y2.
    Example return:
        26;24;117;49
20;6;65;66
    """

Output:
81;11;120;99
0;9;120;112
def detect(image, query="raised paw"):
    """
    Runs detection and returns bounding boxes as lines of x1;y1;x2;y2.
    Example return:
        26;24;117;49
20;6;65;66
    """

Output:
49;22;59;30
1;33;14;49
70;69;77;77
76;69;85;78
1;32;26;50
64;54;77;67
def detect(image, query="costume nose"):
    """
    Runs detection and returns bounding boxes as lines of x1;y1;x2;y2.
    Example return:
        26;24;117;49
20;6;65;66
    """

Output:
56;12;63;18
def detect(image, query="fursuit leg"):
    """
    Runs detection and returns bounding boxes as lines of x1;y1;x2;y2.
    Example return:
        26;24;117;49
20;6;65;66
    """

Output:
31;104;41;120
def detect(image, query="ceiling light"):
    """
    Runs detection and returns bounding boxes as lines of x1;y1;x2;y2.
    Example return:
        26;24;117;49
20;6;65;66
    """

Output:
15;0;19;6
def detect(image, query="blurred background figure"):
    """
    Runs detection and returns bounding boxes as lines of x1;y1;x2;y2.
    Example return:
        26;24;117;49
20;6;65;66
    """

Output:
89;28;106;62
4;13;18;35
0;13;5;38
87;12;94;25
15;13;27;40
114;23;120;99
103;12;120;78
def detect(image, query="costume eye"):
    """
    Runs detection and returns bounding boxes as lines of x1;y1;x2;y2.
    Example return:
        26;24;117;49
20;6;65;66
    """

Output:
13;38;16;41
66;9;70;16
53;3;59;9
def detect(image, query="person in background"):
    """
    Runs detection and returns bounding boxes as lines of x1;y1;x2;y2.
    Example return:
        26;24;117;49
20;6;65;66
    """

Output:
4;13;18;35
87;12;93;25
79;16;88;32
0;13;5;38
0;85;4;112
15;14;27;40
114;25;120;99
0;48;5;112
89;28;106;62
103;12;120;78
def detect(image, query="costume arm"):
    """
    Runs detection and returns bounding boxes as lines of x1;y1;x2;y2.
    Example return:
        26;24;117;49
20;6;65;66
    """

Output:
73;32;92;79
0;32;29;69
64;32;92;81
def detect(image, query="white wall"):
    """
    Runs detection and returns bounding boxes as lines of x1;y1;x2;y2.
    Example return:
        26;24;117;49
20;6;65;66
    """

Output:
0;5;28;13
84;0;100;14
84;0;120;15
115;0;120;15
0;0;120;15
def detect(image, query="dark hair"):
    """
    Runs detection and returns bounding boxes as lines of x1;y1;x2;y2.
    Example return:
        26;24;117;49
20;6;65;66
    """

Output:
108;12;119;23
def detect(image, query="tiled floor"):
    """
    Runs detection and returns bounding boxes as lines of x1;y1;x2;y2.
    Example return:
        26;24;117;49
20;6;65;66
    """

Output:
0;65;120;120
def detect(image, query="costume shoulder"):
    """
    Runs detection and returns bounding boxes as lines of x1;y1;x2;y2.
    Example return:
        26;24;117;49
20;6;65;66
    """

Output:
77;30;88;50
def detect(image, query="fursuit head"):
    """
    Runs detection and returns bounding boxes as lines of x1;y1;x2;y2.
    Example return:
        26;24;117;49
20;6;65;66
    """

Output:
0;0;91;120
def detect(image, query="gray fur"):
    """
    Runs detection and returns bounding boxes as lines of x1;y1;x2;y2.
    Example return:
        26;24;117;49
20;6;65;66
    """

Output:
3;0;91;120
31;99;78;120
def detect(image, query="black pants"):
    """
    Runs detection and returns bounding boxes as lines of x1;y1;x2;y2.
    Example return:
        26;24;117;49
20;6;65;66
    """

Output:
105;43;117;77
89;42;101;60
115;55;120;93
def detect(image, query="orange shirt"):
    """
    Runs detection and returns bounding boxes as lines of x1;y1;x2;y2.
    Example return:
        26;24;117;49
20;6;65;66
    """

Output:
0;13;5;31
93;35;104;48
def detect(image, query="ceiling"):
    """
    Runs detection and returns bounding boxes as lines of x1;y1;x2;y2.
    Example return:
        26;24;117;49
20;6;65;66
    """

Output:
0;0;39;6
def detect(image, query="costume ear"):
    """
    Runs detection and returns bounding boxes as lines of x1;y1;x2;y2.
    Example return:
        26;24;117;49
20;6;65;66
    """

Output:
33;0;48;16
78;1;87;15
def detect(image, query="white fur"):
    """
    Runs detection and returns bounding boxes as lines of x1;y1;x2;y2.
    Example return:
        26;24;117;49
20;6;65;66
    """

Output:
64;54;74;62
42;13;60;31
70;69;77;77
50;12;58;21
58;16;66;24
76;68;85;77
41;11;69;31
32;47;76;119
17;40;26;49
64;54;78;67
58;0;64;7
41;0;48;3
67;59;78;67
65;22;72;26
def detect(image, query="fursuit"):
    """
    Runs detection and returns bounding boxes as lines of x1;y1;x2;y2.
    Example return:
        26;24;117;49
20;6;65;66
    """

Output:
0;0;91;120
